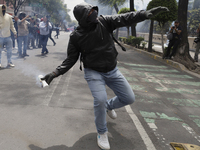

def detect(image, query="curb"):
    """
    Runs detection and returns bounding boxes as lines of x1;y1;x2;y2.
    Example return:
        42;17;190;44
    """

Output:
120;43;200;79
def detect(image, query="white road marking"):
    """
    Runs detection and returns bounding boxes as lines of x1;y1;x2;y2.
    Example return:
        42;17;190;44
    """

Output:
148;123;158;129
182;124;200;143
125;105;157;150
60;67;74;96
42;75;62;106
145;72;168;91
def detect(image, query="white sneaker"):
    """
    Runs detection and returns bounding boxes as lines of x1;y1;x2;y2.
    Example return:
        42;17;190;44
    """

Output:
97;132;110;150
0;64;1;68
107;109;117;119
7;62;15;67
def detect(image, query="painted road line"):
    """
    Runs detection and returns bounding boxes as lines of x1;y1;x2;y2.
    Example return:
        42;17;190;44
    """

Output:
142;78;200;86
125;105;156;150
122;62;168;68
136;72;193;79
155;87;200;95
60;67;74;96
57;67;74;107
129;67;179;73
42;75;62;106
182;123;200;143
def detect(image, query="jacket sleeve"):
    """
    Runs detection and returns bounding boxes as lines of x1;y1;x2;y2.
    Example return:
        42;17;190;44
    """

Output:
101;10;147;32
54;34;80;75
10;17;17;35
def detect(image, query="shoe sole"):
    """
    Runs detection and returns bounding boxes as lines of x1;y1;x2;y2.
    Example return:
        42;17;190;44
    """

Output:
97;136;110;150
97;142;110;150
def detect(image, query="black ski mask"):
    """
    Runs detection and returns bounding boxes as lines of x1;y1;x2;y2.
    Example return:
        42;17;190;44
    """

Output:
87;10;98;25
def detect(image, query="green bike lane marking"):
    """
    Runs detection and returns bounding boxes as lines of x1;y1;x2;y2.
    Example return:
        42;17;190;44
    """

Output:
123;63;168;68
128;67;179;73
140;111;200;144
118;66;193;79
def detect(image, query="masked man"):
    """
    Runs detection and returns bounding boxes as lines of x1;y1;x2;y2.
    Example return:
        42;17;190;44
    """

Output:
41;2;168;150
0;5;17;68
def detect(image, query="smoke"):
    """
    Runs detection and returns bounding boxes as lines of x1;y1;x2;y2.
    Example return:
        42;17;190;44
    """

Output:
14;60;46;87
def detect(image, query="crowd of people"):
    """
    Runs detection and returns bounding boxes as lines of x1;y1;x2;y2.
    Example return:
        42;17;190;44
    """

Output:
0;4;61;68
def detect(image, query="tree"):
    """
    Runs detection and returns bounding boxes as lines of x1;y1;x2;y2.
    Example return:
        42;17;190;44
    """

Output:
188;8;200;36
98;0;126;39
174;0;200;73
4;0;34;16
118;7;131;37
98;0;126;14
130;0;136;36
147;0;178;53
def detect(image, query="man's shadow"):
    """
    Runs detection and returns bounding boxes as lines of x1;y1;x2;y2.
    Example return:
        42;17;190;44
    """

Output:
29;122;135;150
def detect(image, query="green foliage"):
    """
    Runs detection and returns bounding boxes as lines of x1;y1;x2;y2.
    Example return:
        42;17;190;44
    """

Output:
98;0;126;7
188;8;200;35
119;36;144;47
4;0;71;23
118;7;130;14
141;41;147;49
147;0;178;27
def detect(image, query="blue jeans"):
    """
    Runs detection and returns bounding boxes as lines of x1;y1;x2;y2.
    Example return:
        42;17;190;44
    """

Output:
18;36;28;55
40;35;49;53
84;67;135;134
0;37;13;64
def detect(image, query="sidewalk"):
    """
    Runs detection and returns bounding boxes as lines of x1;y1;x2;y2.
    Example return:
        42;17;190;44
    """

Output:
151;42;200;63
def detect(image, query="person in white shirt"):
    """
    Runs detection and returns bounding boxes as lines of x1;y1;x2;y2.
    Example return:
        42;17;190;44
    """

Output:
39;16;52;55
0;4;17;68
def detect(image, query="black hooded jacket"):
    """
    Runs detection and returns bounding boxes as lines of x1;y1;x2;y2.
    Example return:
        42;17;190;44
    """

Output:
55;2;147;74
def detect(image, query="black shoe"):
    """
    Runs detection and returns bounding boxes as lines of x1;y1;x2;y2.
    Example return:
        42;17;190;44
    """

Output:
18;54;24;58
23;54;29;57
54;43;56;46
45;51;49;54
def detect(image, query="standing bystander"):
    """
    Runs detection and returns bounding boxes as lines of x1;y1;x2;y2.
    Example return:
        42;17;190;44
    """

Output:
0;4;17;68
163;20;182;59
194;24;200;62
39;16;52;55
17;12;30;57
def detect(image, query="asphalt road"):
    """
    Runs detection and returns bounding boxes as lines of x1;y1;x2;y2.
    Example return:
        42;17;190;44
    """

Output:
0;31;200;150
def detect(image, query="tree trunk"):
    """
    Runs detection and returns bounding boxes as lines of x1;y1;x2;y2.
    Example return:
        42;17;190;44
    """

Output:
148;20;154;52
127;26;130;38
130;0;136;36
174;0;199;72
113;3;119;39
161;25;164;53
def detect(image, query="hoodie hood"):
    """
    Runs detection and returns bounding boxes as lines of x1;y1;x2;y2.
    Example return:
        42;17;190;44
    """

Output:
0;4;6;17
73;2;98;28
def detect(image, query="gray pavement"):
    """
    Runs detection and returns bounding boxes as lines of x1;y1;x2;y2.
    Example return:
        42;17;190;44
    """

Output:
0;32;200;150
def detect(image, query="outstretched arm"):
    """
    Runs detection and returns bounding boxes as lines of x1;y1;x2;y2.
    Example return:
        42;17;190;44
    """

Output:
102;6;169;31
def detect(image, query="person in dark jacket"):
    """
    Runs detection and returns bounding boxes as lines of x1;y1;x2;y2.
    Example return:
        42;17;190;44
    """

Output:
163;20;182;59
41;2;168;150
